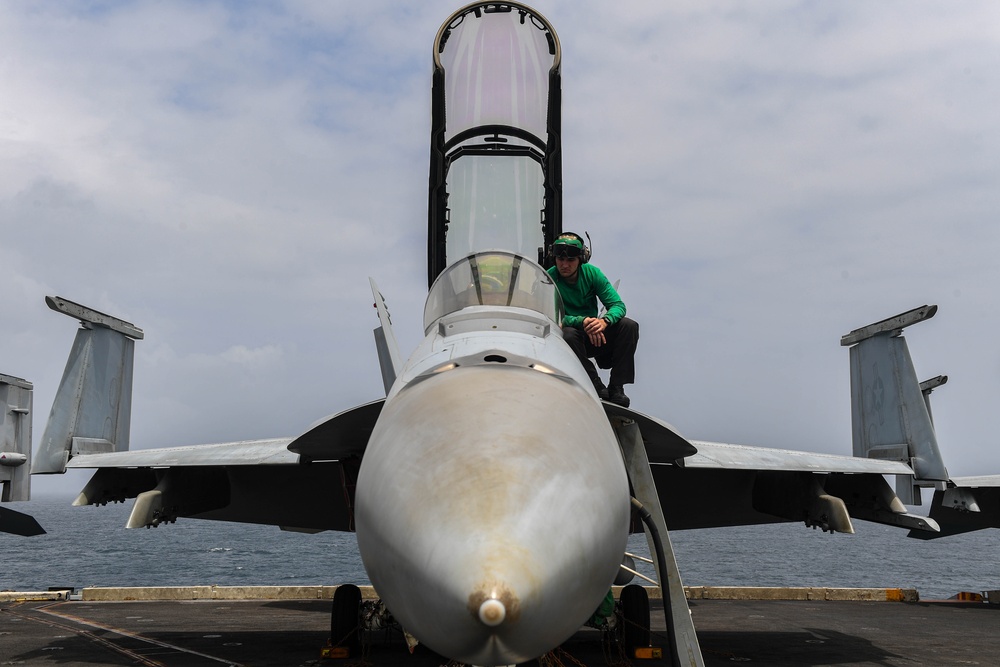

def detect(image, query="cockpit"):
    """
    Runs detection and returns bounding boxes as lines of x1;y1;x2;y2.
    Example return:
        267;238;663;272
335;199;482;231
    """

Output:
423;251;564;333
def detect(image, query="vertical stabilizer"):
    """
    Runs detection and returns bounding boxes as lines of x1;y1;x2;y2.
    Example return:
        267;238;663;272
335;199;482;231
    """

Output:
33;296;143;474
841;305;949;503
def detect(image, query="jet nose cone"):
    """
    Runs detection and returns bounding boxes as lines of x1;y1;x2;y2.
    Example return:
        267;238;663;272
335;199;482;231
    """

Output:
356;367;631;665
477;598;507;627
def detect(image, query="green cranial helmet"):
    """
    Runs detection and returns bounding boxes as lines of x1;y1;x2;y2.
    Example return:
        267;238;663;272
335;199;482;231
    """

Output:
553;234;584;250
551;232;590;263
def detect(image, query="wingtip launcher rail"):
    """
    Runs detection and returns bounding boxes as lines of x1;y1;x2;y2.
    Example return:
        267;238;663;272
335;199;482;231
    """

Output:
45;295;144;340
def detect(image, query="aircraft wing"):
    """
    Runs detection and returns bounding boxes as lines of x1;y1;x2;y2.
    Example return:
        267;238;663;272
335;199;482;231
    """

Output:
648;440;932;534
62;443;359;532
56;400;383;532
602;402;931;534
602;402;910;474
66;438;298;468
684;440;914;474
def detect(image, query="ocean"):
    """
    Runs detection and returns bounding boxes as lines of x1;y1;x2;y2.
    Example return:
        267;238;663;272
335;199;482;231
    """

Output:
3;496;997;600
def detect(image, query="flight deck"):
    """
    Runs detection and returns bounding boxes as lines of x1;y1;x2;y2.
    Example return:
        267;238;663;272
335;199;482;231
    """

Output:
3;587;998;666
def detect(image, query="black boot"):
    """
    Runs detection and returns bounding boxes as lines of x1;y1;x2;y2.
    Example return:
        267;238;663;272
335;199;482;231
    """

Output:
607;385;630;408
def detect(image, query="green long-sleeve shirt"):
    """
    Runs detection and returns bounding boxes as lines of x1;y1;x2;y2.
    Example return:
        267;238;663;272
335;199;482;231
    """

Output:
546;263;626;329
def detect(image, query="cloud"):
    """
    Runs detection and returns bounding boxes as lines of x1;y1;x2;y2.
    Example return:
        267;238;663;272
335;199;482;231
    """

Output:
1;0;998;500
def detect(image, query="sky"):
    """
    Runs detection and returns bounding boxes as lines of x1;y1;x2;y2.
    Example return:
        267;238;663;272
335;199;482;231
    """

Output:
2;0;998;503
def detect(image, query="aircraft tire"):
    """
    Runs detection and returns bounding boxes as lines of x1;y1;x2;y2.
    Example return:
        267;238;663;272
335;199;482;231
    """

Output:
620;584;650;654
331;583;362;656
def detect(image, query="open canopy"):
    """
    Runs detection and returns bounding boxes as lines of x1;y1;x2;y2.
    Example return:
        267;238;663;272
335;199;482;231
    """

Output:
428;2;563;286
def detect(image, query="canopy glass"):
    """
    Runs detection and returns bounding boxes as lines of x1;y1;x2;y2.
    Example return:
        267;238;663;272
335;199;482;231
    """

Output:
428;3;562;285
424;251;564;331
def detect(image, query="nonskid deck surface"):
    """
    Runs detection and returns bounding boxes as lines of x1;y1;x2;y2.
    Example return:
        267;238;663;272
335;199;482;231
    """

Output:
2;593;998;666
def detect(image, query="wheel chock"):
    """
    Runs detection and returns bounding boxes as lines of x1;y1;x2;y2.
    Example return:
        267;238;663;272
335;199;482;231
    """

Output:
633;646;663;659
320;643;351;659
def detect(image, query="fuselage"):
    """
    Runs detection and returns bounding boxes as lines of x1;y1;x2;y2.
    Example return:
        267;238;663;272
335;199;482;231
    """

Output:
354;252;631;665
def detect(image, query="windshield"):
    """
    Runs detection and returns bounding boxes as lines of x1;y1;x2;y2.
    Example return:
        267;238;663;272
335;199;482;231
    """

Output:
424;251;564;331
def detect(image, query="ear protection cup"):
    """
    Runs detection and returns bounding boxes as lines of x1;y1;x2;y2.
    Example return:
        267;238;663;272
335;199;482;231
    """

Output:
548;231;591;263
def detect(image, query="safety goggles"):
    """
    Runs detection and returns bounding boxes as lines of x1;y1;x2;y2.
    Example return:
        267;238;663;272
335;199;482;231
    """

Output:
553;246;582;259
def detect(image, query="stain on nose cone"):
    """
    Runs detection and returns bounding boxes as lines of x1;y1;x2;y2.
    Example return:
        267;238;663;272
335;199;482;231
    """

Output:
356;367;631;664
478;599;507;627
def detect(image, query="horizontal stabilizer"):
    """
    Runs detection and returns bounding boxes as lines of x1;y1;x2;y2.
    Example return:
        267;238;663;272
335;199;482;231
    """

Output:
0;505;45;536
909;478;1000;539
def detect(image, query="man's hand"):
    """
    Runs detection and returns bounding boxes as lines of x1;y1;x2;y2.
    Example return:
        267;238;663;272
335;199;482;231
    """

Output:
583;317;607;347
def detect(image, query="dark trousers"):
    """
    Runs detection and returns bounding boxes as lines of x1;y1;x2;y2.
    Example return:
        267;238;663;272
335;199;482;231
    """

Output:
562;317;639;386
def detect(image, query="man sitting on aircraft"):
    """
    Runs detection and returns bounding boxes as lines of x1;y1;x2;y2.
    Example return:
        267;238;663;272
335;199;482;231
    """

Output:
547;233;639;408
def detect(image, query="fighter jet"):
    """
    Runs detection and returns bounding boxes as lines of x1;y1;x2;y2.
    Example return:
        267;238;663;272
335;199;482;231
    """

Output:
0;3;989;666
